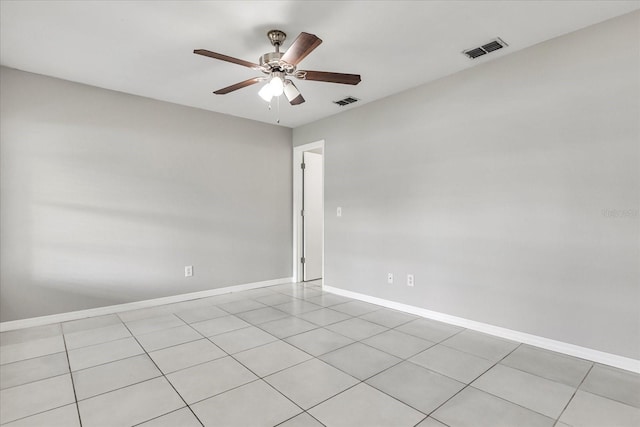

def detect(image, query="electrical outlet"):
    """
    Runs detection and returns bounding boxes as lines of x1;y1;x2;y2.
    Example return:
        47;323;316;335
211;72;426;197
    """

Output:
185;266;193;277
407;274;414;287
387;273;393;284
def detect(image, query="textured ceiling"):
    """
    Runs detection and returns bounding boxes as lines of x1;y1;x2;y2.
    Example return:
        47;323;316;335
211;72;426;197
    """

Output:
1;1;638;128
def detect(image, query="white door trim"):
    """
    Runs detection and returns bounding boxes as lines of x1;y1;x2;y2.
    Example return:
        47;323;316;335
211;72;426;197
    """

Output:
293;140;325;283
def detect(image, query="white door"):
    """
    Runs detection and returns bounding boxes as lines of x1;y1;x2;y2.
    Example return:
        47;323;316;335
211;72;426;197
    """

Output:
303;152;323;281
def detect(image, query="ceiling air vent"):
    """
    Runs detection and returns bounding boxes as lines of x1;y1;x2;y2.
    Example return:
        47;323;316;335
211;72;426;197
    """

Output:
333;96;359;106
463;37;508;59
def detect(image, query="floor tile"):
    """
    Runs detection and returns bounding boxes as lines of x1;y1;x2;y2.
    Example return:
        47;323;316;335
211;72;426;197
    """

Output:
265;358;359;409
209;326;277;354
309;383;425;427
173;305;228;324
367;361;465;414
304;294;350;307
274;300;323;315
137;407;201;426
395;318;463;343
0;324;62;347
67;337;144;371
217;299;266;314
72;354;161;400
559;390;640;427
77;377;184;427
0;374;75;424
64;323;131;350
325;317;388;341
320;342;401;380
416;417;447;427
117;306;172;322
3;288;638;427
61;314;122;334
410;344;495;384
135;324;202;352
580;364;640;408
441;330;519;362
191;380;301;427
362;329;435;359
149;338;226;374
125;314;184;336
472;364;575;419
234;340;312;377
166;356;257;404
359;308;417;328
258;316;318;339
237;288;278;299
0;352;69;390
190;315;250;337
2;403;80;427
254;293;295;306
163;299;211;313
278;287;323;299
201;293;245;305
285;328;354;357
236;307;291;324
0;335;66;365
331;301;381;316
501;344;592;387
277;412;325;427
432;386;554;427
297;308;351;326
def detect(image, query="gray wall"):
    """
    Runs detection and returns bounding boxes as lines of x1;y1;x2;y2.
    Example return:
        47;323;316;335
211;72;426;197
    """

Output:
294;12;639;359
1;67;292;321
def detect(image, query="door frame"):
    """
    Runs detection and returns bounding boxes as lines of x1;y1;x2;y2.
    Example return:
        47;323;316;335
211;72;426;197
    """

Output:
292;140;325;283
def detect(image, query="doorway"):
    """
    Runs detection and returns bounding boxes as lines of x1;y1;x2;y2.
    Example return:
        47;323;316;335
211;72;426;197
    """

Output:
293;140;324;283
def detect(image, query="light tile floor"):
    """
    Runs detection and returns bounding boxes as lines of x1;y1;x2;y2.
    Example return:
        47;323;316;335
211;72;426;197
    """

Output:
1;280;639;426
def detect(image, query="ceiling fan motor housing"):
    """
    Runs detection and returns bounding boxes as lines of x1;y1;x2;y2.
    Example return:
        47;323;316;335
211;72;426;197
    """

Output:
260;52;284;68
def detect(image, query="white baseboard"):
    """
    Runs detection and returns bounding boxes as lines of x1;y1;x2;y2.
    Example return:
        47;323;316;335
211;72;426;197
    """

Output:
323;285;640;374
0;277;294;332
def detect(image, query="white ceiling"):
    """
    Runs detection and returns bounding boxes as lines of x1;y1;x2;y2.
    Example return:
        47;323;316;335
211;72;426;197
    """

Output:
1;1;638;128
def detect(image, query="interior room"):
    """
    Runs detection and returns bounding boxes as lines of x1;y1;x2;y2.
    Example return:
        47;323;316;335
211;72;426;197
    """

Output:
1;1;638;426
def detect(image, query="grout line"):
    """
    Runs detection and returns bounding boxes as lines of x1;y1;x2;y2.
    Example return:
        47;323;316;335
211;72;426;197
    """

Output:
0;401;80;425
119;322;205;427
174;320;315;423
61;330;83;427
130;407;194;426
426;343;523;423
553;363;594;426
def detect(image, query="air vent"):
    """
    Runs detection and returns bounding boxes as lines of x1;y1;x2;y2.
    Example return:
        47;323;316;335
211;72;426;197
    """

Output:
333;96;359;106
463;37;508;59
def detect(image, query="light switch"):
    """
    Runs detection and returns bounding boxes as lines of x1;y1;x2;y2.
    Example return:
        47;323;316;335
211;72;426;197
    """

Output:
337;207;342;217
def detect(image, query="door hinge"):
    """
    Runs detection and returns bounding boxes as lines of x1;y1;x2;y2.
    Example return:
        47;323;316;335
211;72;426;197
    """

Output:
301;257;306;264
301;162;306;170
301;210;304;216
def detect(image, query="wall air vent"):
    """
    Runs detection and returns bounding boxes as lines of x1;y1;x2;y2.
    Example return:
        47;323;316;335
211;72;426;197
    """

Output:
463;37;508;59
333;96;359;106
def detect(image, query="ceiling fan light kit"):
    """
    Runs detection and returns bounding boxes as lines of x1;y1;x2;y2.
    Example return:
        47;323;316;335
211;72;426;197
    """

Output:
194;29;361;108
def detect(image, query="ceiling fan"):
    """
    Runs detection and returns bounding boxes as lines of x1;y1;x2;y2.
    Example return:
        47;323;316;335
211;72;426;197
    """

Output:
194;30;361;105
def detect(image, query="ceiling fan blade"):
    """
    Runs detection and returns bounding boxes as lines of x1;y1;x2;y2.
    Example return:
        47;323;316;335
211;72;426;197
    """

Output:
194;49;260;70
284;80;305;105
214;77;263;95
280;32;322;66
299;70;361;85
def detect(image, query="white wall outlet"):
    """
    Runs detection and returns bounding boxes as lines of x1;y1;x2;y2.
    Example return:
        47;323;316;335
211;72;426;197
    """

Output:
185;266;193;277
407;274;414;287
387;273;393;284
337;207;342;217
